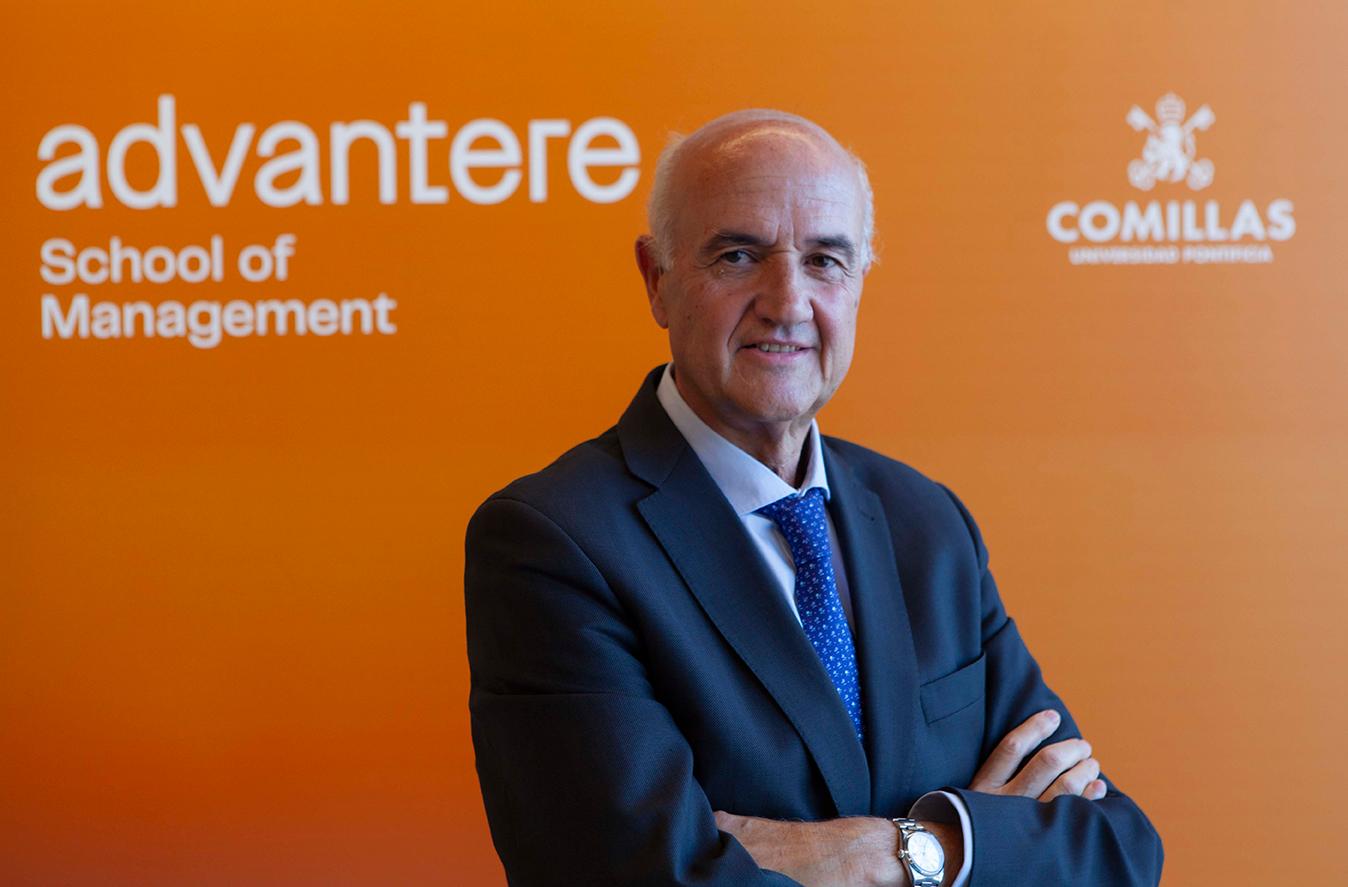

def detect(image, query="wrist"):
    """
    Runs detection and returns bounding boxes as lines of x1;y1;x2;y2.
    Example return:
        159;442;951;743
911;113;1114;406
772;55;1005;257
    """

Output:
834;817;907;887
918;820;962;887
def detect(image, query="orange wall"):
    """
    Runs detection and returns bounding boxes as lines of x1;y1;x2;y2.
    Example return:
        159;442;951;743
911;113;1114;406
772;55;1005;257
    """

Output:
3;2;1346;884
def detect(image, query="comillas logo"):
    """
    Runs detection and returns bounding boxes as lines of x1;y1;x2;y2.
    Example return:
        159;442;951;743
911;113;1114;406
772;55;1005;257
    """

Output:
1046;92;1295;266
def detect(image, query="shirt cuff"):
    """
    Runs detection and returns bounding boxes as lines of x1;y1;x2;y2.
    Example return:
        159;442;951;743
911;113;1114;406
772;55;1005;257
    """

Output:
907;790;972;887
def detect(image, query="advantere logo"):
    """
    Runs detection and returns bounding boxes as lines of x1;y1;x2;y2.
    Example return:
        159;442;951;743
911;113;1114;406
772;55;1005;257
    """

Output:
1046;91;1295;266
34;95;643;350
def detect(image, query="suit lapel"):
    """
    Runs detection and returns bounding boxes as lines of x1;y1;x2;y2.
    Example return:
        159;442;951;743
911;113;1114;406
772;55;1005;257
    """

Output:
620;368;872;816
824;441;922;814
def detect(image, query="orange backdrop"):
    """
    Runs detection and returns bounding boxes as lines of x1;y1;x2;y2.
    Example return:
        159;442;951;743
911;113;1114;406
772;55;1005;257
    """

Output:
3;2;1347;884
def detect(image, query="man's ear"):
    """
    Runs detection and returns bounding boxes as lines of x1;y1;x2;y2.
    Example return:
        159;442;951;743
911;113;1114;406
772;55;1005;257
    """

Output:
634;235;670;329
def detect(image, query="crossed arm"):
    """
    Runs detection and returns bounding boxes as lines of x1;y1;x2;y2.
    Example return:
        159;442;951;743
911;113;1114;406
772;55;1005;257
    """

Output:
466;493;1163;887
715;709;1104;887
715;483;1164;887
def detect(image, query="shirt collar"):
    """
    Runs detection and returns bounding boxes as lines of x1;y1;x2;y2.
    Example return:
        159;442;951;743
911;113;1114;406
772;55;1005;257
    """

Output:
655;362;830;516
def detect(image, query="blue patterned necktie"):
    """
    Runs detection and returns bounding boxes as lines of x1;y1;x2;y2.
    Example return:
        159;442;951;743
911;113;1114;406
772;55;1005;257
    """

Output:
757;487;864;743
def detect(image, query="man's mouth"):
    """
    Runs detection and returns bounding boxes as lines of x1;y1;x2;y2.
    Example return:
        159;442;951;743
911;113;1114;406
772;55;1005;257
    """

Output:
746;343;808;353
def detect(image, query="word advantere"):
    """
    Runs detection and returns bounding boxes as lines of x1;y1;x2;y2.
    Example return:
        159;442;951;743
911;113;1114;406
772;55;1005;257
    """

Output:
36;95;640;210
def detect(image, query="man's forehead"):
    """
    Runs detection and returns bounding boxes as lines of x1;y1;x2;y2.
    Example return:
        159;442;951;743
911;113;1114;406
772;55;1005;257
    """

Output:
681;161;863;239
693;189;857;233
709;171;858;205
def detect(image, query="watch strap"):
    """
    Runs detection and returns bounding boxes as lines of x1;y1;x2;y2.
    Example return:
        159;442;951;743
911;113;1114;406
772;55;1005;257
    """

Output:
891;817;943;887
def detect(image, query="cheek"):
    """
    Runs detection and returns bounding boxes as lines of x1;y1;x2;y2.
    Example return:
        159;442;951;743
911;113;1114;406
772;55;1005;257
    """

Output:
670;309;728;368
685;296;745;347
819;302;860;367
818;306;856;344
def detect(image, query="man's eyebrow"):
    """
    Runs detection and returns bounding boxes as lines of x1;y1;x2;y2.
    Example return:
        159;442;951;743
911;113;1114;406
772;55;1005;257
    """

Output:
699;230;771;254
807;235;857;260
699;230;858;259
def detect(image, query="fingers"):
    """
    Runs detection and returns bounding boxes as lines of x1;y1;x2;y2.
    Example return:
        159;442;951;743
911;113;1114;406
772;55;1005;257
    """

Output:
1038;756;1100;802
965;708;1109;804
1003;738;1093;799
713;811;742;832
968;709;1060;791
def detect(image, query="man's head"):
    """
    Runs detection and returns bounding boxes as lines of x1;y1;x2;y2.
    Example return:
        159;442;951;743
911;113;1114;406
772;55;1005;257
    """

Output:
635;109;874;453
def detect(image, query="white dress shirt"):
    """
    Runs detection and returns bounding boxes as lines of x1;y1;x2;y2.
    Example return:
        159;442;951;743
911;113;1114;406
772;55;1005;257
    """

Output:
656;363;973;887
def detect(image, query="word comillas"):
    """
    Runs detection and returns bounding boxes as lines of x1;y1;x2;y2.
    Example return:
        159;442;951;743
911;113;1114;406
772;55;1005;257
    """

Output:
36;95;640;210
1046;198;1295;265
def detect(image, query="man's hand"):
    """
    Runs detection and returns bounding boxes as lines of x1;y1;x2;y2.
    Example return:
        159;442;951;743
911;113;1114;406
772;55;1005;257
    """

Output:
968;709;1107;801
715;710;1100;885
714;812;902;887
713;812;963;887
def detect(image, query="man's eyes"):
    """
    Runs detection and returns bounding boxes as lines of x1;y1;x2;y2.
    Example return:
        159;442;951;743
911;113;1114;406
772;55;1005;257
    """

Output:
807;254;850;276
715;250;845;270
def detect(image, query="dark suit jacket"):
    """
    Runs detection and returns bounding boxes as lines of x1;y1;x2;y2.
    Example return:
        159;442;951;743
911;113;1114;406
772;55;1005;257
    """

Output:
465;366;1163;886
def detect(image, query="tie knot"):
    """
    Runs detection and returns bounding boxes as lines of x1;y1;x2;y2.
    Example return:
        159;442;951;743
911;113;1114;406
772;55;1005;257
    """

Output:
756;487;829;555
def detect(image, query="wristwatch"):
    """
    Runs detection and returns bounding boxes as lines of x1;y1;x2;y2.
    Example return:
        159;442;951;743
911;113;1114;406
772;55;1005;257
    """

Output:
891;817;945;887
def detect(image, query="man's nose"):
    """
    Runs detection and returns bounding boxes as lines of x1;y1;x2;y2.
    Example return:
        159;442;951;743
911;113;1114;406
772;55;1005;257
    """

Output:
754;256;813;328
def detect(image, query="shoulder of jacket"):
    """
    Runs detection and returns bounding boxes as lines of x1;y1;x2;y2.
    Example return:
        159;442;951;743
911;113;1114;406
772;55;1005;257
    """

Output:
474;424;639;518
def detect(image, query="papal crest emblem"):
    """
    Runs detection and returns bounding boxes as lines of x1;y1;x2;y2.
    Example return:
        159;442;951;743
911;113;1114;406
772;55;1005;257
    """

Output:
1126;92;1214;191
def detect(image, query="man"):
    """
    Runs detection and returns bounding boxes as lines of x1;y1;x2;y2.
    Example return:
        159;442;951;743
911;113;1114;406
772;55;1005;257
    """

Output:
465;109;1163;886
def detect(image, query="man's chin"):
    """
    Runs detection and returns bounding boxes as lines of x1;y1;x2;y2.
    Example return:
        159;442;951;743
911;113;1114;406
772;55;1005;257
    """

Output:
730;392;821;429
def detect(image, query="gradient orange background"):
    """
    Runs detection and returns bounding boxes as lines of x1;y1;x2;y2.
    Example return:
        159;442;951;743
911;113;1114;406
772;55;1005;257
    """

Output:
4;2;1347;884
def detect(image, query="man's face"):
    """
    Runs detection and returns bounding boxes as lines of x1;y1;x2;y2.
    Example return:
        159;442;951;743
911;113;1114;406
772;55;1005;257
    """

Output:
641;125;868;442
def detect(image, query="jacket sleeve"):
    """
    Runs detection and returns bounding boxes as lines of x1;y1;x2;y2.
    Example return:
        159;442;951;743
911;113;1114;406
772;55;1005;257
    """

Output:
938;485;1165;886
465;495;801;887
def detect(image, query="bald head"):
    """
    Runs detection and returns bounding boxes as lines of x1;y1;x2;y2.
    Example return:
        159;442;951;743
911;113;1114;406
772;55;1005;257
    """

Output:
645;110;875;271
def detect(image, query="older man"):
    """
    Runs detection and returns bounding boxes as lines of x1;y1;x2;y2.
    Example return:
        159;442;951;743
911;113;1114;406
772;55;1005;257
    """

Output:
465;110;1163;886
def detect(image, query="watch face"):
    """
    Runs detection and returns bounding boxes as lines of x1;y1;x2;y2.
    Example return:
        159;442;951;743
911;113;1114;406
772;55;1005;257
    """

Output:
908;830;944;875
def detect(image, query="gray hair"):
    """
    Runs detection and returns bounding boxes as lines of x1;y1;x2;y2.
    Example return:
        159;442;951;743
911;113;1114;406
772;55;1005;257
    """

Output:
645;109;876;271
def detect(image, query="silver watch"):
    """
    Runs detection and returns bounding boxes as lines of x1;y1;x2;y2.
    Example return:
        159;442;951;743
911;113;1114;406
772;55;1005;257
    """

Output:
891;817;945;887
